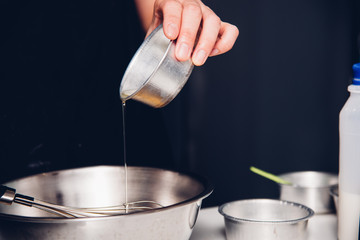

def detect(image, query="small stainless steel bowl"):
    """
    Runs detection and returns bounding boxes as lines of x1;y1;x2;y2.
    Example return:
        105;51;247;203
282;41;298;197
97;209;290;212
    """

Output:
278;171;338;214
329;185;338;212
120;24;194;108
218;199;314;240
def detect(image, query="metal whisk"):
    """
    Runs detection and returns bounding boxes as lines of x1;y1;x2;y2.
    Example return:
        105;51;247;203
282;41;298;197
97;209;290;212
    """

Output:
0;185;163;218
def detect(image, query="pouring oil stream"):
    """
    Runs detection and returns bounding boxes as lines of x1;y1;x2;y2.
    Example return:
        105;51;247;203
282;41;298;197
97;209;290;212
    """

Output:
122;101;129;213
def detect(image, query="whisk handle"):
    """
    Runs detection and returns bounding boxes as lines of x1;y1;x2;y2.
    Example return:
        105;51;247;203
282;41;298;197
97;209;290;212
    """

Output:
0;185;16;205
14;194;34;207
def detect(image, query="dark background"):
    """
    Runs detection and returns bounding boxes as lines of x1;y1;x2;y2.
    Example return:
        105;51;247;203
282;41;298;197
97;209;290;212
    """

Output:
0;0;173;179
163;0;360;206
1;0;360;207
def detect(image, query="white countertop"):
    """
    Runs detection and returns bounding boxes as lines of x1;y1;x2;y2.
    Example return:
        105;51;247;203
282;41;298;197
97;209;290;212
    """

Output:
190;207;337;240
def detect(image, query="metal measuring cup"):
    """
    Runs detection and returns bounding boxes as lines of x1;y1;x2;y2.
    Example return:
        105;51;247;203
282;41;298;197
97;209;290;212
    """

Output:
119;24;194;108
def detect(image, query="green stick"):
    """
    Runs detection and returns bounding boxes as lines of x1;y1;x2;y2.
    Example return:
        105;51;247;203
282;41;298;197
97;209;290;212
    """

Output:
250;166;292;185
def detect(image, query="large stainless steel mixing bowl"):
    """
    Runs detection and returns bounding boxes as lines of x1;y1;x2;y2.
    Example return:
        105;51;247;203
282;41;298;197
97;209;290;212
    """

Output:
0;166;212;240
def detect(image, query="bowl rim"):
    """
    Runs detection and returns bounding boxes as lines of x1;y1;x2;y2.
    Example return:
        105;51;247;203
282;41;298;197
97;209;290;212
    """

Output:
218;198;314;224
277;171;338;189
0;165;214;223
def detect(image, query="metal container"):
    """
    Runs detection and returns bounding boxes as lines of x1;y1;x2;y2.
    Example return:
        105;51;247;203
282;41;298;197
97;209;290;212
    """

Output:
329;185;338;213
120;24;194;108
0;166;212;240
218;199;314;240
278;171;338;214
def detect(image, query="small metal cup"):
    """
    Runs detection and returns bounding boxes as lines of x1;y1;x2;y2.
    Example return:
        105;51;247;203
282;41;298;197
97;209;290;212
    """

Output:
120;24;194;108
218;199;314;240
329;185;338;213
278;171;338;214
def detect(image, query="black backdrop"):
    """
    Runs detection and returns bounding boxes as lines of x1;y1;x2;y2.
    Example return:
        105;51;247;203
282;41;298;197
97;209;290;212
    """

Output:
163;0;360;206
0;0;173;181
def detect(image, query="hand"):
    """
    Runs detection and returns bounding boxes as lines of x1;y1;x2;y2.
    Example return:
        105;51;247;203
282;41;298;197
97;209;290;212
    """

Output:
146;0;239;66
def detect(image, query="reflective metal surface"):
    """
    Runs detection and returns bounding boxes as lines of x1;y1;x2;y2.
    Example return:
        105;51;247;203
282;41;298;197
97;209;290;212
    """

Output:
0;166;212;240
329;185;338;213
219;199;314;240
278;171;338;214
0;186;16;205
0;185;167;218
120;24;194;108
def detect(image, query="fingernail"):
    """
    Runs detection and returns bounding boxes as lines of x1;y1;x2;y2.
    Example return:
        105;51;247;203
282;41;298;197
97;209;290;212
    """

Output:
167;23;178;39
193;49;207;66
210;48;219;56
177;43;190;60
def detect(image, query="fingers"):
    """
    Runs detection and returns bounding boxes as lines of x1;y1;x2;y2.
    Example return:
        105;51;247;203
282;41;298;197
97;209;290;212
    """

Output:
191;7;221;66
175;1;202;61
209;22;239;57
160;0;183;39
147;0;239;65
146;0;183;40
147;0;203;61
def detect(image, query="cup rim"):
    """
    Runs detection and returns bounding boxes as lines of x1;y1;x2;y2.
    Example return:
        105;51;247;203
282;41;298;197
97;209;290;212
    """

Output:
218;198;314;224
277;171;338;189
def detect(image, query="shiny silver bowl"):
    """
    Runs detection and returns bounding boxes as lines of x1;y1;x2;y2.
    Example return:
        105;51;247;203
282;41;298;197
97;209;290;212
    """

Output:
278;171;338;214
219;199;314;240
0;166;212;240
120;24;194;108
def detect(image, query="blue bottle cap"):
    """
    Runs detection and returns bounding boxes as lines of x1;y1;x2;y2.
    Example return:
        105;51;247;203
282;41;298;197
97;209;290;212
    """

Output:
353;63;360;85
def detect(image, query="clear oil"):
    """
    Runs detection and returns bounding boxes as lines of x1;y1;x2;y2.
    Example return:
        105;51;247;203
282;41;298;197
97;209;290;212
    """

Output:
121;101;129;213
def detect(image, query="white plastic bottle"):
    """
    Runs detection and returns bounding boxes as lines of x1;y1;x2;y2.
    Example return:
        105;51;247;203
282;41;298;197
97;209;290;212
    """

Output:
338;63;360;240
